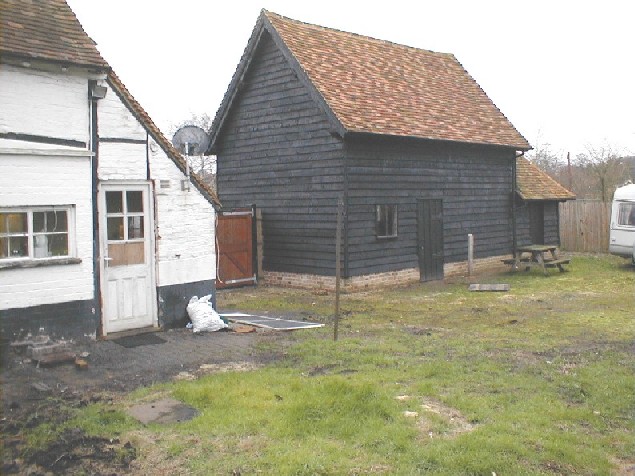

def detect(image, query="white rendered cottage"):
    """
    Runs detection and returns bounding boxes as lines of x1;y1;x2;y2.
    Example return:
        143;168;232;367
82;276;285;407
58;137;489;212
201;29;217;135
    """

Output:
0;0;220;340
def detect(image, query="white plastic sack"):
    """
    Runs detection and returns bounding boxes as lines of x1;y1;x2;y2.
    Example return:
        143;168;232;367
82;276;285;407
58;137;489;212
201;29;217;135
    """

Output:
186;295;228;333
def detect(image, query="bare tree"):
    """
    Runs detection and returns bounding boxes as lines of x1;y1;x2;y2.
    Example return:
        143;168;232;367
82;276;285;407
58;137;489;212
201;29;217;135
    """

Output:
574;144;630;202
169;113;216;186
525;138;563;178
169;113;213;137
525;139;574;189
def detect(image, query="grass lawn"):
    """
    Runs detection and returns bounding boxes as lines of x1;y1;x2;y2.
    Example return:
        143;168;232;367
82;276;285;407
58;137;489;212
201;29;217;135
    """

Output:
39;255;635;474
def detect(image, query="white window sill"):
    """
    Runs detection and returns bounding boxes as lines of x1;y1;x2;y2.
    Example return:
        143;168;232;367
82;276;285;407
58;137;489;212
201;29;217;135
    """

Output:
0;257;82;270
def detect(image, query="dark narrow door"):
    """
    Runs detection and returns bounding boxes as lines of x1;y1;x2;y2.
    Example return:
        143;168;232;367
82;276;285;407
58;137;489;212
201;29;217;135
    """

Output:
417;199;444;282
217;209;256;289
529;203;545;244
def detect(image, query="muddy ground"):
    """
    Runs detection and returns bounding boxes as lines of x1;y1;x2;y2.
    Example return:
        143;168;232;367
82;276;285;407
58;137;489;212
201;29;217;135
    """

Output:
1;327;285;475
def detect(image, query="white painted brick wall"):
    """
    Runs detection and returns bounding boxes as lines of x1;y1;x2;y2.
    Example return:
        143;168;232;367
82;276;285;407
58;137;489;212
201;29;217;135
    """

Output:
98;88;146;139
149;139;216;286
0;65;88;142
98;142;147;180
0;154;94;310
95;81;216;287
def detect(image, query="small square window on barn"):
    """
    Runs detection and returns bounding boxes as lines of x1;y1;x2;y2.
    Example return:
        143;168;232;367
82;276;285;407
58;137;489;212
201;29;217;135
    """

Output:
376;204;397;239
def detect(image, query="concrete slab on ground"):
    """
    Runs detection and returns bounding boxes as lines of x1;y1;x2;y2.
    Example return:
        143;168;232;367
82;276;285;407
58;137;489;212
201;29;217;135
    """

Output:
127;398;198;424
220;312;324;330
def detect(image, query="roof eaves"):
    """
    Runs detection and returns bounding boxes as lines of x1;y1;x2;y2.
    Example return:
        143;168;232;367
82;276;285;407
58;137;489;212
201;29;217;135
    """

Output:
345;129;531;151
261;11;347;139
0;50;110;72
106;72;221;209
516;157;576;201
207;12;267;153
450;54;531;151
207;10;347;154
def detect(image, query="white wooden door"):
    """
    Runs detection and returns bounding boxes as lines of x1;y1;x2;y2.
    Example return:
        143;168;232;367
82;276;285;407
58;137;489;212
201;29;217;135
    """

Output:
99;183;156;334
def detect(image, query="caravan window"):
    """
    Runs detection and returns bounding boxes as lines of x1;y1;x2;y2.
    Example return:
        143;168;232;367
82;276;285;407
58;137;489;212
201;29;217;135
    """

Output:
617;203;635;226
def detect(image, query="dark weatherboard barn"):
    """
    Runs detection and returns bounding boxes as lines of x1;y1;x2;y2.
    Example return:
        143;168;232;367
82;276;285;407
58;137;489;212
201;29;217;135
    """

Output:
208;10;568;290
515;157;575;246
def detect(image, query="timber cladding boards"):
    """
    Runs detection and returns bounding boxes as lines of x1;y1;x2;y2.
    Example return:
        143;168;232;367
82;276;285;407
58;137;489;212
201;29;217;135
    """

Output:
215;31;519;279
212;11;535;283
215;32;346;276
516;201;560;247
345;136;517;276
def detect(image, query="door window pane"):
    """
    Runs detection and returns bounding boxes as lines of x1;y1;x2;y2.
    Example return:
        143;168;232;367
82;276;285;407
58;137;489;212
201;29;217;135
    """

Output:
128;216;144;239
106;191;123;213
107;217;124;240
126;191;143;213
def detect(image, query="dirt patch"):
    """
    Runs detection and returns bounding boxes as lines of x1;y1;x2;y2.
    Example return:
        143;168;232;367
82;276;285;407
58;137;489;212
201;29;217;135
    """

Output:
1;329;282;475
610;457;635;476
396;395;477;440
417;397;477;439
29;428;135;474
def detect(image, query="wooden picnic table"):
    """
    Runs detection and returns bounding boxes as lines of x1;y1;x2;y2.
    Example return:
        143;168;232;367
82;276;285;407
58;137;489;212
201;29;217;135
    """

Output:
503;244;570;276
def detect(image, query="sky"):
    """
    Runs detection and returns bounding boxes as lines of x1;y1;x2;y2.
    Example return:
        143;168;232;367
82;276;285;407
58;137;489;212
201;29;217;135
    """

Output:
66;0;634;159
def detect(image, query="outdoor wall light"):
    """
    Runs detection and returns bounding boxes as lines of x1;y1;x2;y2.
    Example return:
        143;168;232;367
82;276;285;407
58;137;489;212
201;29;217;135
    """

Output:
89;81;107;100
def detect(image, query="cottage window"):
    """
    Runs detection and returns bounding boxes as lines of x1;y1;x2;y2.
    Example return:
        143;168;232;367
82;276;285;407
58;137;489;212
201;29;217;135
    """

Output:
617;203;635;226
376;204;398;238
0;207;73;260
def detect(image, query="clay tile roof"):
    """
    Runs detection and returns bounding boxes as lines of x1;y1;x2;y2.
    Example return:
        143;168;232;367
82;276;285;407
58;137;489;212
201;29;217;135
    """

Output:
264;11;530;150
516;157;575;201
0;0;108;69
0;0;219;207
107;72;221;208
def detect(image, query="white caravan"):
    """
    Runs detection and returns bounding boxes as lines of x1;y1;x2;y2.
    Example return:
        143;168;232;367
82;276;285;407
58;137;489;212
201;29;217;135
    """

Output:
609;183;635;264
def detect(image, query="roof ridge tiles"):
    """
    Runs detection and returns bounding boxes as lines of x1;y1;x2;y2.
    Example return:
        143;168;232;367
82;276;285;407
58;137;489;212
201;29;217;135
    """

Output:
263;9;454;59
259;9;532;150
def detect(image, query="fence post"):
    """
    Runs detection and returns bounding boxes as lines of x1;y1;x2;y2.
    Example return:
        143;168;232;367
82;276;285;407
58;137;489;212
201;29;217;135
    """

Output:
334;196;344;341
256;208;263;278
467;234;474;276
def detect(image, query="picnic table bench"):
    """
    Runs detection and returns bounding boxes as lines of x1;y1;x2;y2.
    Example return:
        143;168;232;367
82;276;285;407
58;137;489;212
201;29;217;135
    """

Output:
502;245;570;276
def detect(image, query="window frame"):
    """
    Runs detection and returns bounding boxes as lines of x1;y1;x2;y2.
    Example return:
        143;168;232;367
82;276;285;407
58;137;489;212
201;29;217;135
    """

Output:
617;202;635;227
0;206;75;262
375;204;398;239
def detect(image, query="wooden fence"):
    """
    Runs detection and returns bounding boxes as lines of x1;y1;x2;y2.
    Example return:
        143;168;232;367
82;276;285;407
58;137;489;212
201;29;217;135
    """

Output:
559;200;611;252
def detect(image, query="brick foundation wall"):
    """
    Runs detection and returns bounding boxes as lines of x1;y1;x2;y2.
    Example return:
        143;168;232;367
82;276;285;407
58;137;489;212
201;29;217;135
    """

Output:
263;254;510;292
444;254;510;277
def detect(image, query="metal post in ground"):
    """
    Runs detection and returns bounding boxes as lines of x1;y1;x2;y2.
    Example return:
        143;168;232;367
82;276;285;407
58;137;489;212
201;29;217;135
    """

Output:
334;196;344;341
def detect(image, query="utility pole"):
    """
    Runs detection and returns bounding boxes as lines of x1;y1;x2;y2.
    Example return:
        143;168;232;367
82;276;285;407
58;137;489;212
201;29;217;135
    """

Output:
567;152;573;191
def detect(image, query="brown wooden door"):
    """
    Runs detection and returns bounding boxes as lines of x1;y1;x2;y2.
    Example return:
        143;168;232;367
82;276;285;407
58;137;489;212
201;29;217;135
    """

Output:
217;209;256;289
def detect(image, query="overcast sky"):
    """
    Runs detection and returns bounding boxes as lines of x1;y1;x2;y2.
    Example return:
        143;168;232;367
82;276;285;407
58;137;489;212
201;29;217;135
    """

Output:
67;0;634;158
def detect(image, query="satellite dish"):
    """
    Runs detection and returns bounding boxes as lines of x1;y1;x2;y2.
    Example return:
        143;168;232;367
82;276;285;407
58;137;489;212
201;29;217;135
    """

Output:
171;125;211;156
